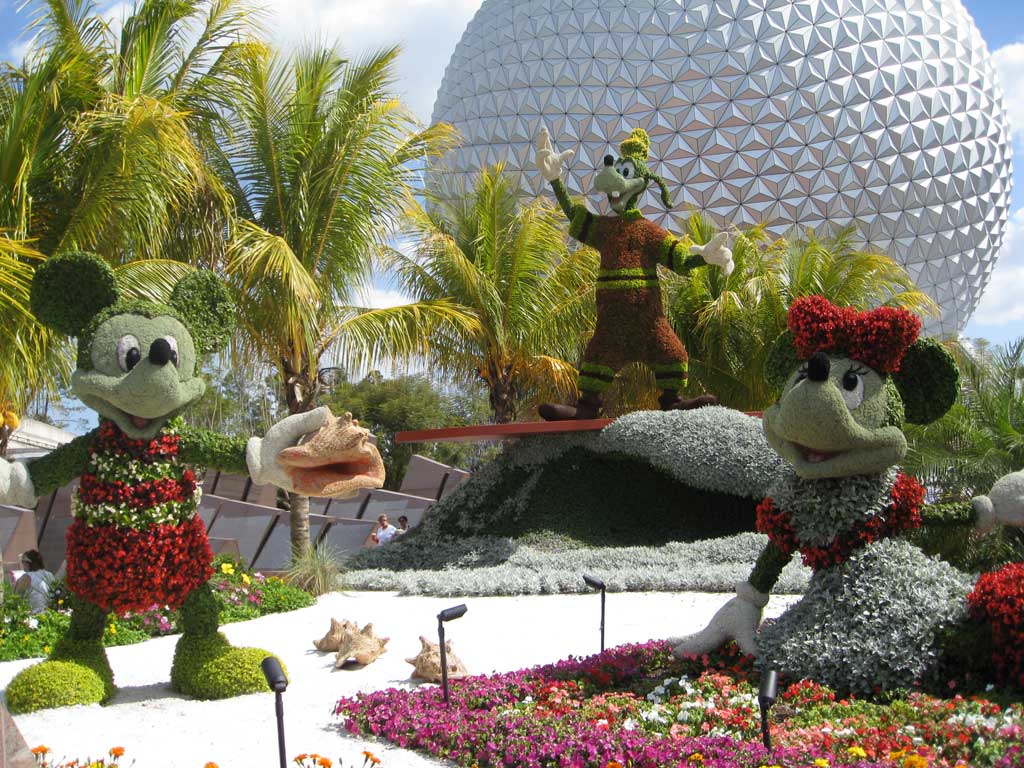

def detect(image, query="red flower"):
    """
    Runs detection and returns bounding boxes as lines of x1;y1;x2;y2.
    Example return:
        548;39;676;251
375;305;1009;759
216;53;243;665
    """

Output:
968;562;1024;689
787;296;920;374
65;515;213;613
757;474;925;570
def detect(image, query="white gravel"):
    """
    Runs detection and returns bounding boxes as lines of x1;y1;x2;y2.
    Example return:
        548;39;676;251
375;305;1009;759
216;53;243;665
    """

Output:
1;590;797;768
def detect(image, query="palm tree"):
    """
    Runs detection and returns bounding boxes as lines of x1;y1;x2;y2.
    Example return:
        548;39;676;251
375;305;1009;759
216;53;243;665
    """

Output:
217;43;465;553
0;0;258;410
377;164;598;424
905;338;1024;500
664;220;938;410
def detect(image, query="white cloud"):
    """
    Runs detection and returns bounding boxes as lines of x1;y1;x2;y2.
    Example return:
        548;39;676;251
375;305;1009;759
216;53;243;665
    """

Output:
260;0;480;121
362;285;414;309
993;42;1024;142
970;206;1024;328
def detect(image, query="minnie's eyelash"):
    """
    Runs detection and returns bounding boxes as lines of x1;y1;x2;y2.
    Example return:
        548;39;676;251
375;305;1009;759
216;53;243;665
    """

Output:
848;366;869;376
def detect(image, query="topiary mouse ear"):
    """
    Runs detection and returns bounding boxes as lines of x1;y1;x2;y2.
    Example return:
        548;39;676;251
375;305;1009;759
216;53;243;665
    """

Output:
893;337;959;424
169;271;235;356
764;329;801;390
30;251;119;336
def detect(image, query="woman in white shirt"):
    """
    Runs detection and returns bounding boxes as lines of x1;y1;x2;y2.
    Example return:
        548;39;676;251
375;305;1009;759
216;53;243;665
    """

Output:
14;550;55;614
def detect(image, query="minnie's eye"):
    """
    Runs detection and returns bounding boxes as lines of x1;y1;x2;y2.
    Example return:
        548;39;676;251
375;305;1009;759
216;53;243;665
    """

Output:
795;366;809;383
841;367;866;409
117;335;141;372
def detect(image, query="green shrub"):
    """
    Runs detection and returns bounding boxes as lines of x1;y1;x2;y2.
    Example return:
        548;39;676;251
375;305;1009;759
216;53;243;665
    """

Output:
4;660;107;713
170;632;282;699
259;576;315;613
286;543;343;596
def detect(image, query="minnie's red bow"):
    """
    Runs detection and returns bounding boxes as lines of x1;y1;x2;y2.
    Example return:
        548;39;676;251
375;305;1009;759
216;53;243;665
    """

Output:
787;296;920;374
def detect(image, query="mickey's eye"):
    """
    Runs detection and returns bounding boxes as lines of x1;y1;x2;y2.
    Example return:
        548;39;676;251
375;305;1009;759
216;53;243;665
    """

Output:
840;366;866;409
620;159;637;178
162;336;179;367
117;335;141;372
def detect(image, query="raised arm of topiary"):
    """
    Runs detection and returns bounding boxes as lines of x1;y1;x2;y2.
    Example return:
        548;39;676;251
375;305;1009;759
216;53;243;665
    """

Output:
0;252;382;715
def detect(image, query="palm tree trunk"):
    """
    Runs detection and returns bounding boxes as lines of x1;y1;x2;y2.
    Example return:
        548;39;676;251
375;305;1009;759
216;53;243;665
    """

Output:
289;491;311;557
489;369;517;424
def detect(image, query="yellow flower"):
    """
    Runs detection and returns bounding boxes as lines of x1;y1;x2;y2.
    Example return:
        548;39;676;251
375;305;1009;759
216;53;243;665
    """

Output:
241;573;251;585
814;760;830;768
109;624;117;634
903;757;929;768
220;563;235;574
3;410;20;430
689;754;705;764
43;645;51;654
847;746;868;759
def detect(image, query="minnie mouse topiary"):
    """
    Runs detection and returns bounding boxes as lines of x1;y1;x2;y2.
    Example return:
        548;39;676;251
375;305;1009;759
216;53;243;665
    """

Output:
673;296;1024;694
0;252;384;713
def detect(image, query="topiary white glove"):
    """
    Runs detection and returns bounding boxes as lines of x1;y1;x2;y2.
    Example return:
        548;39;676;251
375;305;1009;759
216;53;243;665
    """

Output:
0;458;37;508
671;581;766;658
246;407;330;493
972;470;1024;533
535;127;575;182
690;232;734;277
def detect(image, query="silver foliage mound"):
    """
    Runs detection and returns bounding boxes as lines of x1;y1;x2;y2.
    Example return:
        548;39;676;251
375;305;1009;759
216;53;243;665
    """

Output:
431;0;1014;336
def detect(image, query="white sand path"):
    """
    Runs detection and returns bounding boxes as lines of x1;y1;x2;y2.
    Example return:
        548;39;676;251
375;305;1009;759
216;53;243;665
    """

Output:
1;591;798;768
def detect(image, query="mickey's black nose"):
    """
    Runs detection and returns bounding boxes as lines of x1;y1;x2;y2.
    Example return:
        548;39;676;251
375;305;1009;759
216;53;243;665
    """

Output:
603;154;614;166
807;351;830;382
149;338;174;366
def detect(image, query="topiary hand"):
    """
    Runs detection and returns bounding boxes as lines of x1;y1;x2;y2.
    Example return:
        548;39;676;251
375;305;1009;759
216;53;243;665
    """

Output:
535;127;574;182
670;581;766;658
691;232;734;277
0;457;36;508
972;470;1024;533
246;407;330;493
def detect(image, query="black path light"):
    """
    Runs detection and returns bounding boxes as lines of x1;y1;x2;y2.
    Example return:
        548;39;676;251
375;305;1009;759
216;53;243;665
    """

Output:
261;656;289;768
437;603;468;705
758;668;779;751
582;574;606;652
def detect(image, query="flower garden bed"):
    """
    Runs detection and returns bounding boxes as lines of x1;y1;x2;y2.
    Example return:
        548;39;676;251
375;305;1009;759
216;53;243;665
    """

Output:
0;555;313;662
336;642;1024;768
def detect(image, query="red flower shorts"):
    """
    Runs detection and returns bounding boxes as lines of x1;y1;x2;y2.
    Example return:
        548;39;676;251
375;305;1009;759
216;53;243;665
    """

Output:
65;515;213;614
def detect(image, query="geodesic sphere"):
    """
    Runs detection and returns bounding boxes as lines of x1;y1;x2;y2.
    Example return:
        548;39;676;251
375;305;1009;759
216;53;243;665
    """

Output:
430;0;1013;336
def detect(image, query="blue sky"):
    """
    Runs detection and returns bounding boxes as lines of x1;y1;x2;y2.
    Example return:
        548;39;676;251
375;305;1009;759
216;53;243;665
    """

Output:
1;0;1022;345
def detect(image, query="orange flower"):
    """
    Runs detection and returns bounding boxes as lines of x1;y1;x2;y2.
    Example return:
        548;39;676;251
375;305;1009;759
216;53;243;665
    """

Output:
109;747;125;758
903;757;929;768
205;763;219;768
295;757;309;764
31;746;50;755
317;759;332;768
606;762;624;768
362;751;381;766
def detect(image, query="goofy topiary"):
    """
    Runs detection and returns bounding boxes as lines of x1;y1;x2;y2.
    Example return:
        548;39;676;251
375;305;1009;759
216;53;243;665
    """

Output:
535;127;734;419
673;296;1024;694
0;252;384;713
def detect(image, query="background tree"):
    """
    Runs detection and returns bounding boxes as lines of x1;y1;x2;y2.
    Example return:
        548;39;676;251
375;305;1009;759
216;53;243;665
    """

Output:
0;0;258;411
217;42;465;553
663;219;937;411
322;371;488;489
377;164;597;423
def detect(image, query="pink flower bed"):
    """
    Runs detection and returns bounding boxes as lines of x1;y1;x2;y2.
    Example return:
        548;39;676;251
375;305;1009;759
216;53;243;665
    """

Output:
336;642;1024;768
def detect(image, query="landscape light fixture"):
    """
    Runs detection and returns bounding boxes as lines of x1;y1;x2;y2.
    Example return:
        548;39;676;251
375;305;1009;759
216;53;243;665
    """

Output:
758;668;779;751
261;656;288;768
437;603;468;705
582;574;606;652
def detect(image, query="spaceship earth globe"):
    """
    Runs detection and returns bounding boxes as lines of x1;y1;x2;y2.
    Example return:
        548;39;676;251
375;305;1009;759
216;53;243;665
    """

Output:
430;0;1013;336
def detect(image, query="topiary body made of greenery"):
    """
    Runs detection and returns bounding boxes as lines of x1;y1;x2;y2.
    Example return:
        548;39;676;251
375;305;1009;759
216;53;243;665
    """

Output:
4;659;107;714
170;633;282;700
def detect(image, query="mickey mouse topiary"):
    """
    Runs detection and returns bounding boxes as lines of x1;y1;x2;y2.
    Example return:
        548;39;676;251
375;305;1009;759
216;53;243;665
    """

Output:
0;252;385;712
673;296;1024;694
